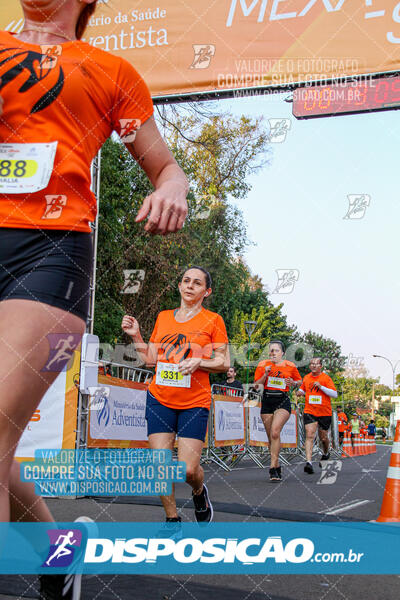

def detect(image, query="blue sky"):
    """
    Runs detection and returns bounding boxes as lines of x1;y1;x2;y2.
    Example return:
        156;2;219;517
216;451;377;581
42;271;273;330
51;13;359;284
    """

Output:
218;93;400;388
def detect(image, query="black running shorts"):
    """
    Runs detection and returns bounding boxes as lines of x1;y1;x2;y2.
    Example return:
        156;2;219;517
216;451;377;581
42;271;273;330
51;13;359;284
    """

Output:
0;228;92;322
261;390;291;415
303;413;332;431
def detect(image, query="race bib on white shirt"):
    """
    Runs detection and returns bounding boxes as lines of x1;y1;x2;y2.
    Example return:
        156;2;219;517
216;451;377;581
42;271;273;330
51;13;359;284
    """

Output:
309;395;322;405
0;142;58;194
267;376;286;390
156;362;191;388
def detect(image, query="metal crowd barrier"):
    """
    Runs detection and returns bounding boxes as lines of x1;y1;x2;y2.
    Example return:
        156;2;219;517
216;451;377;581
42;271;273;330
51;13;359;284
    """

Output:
78;369;340;472
100;360;153;383
202;389;341;472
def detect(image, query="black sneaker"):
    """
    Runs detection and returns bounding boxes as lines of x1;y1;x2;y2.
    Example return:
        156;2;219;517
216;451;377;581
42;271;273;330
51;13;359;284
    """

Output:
319;452;330;467
275;466;282;481
156;517;183;540
39;573;81;600
192;484;213;523
304;462;314;474
269;467;279;482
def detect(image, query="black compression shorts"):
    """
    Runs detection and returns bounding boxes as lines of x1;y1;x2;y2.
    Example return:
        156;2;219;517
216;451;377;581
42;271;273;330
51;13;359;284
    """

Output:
0;228;92;322
261;390;291;415
303;413;332;431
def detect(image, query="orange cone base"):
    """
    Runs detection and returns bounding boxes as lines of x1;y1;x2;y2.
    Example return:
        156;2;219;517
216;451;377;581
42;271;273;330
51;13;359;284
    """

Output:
377;480;400;522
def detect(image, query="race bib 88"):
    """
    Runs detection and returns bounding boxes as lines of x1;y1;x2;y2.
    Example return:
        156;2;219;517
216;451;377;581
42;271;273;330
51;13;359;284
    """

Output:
0;142;58;194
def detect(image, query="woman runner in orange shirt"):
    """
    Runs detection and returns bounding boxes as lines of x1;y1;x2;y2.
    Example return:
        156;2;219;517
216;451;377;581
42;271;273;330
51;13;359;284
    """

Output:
0;2;188;598
254;341;302;482
122;266;229;530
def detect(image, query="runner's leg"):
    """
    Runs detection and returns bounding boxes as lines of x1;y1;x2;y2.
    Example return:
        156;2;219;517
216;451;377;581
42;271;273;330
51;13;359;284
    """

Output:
305;421;318;463
0;299;85;522
9;460;54;522
177;437;205;494
318;426;330;454
261;413;274;466
147;432;176;517
267;409;290;468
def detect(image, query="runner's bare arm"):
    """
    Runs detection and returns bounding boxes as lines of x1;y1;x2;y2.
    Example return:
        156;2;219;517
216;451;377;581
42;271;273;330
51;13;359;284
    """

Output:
125;116;188;235
254;365;270;386
198;344;230;374
121;315;157;366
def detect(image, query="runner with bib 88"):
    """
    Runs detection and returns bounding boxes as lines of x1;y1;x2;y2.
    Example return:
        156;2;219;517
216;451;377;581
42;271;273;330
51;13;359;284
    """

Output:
0;1;188;598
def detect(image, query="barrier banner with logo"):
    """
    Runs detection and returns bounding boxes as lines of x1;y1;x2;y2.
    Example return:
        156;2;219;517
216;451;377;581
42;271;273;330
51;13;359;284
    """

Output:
15;342;81;461
249;406;297;448
2;2;400;99
87;375;149;449
213;395;245;446
1;522;399;574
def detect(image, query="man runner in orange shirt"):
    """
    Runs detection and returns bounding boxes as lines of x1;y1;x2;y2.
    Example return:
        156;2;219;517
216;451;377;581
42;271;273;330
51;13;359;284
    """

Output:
297;358;338;474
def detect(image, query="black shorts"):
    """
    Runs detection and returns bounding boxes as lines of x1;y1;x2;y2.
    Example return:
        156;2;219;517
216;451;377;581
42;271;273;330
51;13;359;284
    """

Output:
304;413;332;431
261;391;291;415
0;228;92;322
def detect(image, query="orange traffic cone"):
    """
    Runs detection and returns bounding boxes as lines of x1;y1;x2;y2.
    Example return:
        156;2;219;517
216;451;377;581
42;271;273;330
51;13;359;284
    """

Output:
377;421;400;522
354;434;360;456
361;435;367;455
361;434;367;456
369;435;375;454
341;431;352;457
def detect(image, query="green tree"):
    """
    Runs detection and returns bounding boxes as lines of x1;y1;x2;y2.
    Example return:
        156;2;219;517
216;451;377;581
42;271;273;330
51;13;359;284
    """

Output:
375;414;389;428
228;303;296;383
294;331;346;378
94;110;270;347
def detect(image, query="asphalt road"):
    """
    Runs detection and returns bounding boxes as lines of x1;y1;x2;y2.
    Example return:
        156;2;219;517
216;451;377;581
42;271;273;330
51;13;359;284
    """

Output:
0;444;398;599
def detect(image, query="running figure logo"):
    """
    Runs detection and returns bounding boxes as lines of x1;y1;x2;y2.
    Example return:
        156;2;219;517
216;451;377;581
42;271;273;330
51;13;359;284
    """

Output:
40;45;62;70
119;118;141;143
42;334;81;372
344;195;371;219
317;460;342;485
272;269;299;294
42;195;68;220
43;529;82;568
121;270;145;294
190;45;216;69
268;119;291;143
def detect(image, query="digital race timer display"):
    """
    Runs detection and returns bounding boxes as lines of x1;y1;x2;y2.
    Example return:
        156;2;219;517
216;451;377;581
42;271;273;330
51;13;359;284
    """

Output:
292;77;400;118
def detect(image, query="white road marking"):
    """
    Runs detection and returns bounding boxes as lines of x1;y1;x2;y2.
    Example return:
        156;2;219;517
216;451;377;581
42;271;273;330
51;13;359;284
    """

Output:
361;469;381;473
321;499;372;515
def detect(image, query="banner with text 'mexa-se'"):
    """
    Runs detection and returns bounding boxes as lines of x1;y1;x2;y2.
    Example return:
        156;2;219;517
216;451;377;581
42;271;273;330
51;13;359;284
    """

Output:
1;1;400;98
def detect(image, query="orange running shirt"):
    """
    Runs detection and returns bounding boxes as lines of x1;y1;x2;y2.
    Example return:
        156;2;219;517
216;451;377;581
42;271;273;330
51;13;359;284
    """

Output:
254;359;301;392
148;308;228;410
300;372;336;417
0;31;154;232
337;411;348;432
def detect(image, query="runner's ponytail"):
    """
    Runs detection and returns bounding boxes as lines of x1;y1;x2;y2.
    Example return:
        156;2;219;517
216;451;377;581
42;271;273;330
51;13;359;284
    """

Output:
76;1;98;40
